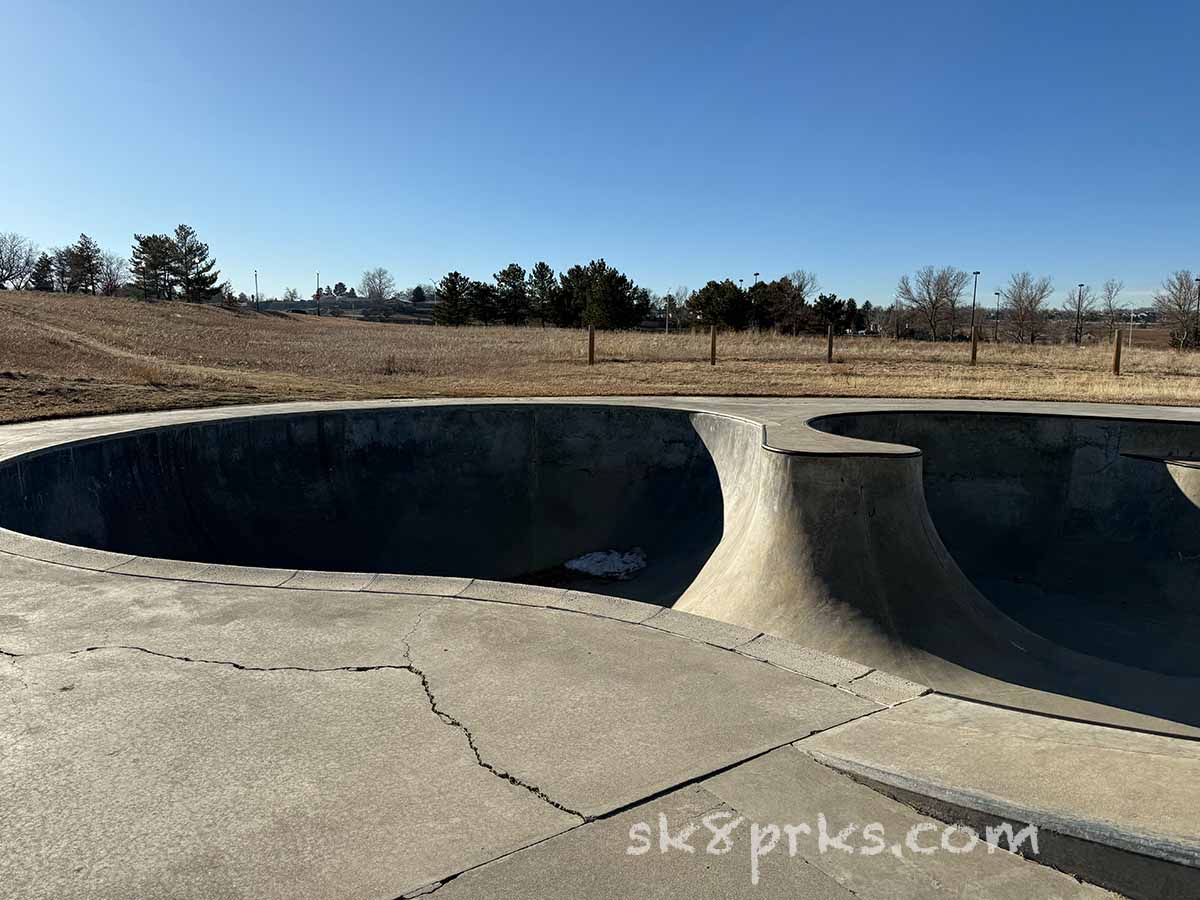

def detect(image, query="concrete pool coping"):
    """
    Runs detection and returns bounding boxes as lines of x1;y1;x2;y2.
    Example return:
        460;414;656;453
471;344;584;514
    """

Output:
2;397;1199;898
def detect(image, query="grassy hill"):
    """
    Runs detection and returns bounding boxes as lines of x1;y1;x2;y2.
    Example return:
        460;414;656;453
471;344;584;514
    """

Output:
1;290;1197;424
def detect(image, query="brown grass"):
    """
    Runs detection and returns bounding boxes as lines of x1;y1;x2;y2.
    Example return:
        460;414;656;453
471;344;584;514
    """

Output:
0;290;1197;424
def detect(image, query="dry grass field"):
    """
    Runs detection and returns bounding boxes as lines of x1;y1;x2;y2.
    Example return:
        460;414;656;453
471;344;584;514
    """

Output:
1;290;1198;424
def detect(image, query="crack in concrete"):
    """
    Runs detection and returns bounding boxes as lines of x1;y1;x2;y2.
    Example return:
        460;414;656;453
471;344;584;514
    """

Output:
7;634;588;822
398;607;586;822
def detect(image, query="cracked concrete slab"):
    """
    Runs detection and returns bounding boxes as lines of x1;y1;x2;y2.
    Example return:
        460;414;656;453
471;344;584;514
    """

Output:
0;554;440;669
429;784;861;899
1;648;577;900
839;670;930;706
643;607;761;649
363;573;473;597
407;600;880;820
281;570;379;591
740;634;873;686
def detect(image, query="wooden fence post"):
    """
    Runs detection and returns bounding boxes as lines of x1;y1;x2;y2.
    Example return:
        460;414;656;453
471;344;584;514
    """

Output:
826;325;834;363
587;325;595;366
1112;326;1123;376
710;325;717;366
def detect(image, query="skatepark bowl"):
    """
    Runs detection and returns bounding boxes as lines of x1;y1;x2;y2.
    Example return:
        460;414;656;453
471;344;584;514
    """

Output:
1;399;1198;738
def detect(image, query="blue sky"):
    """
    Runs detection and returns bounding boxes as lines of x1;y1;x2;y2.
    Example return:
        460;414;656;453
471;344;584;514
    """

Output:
4;1;1197;305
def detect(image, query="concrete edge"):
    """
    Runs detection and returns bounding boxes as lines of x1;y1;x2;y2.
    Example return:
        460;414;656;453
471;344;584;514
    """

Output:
800;747;1200;870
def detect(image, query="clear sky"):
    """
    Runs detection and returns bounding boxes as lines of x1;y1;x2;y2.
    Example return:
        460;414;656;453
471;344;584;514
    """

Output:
4;1;1197;305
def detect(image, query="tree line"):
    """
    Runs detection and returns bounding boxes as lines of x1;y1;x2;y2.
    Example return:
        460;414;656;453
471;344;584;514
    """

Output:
420;263;876;333
429;260;652;328
891;266;1199;348
4;227;1196;348
0;227;223;303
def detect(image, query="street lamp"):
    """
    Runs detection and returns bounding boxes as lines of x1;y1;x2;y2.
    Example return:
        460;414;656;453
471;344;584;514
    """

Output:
1076;283;1085;345
1194;277;1200;348
969;271;980;337
993;290;1001;342
753;272;760;286
254;270;259;312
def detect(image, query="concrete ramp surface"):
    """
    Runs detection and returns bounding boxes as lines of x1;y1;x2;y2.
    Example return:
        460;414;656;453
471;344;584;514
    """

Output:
1;398;1198;736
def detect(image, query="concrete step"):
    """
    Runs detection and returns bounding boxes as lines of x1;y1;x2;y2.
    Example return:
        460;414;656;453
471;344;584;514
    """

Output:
798;694;1200;899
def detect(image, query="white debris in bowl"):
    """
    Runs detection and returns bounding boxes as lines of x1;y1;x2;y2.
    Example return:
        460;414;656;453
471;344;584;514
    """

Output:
564;548;648;580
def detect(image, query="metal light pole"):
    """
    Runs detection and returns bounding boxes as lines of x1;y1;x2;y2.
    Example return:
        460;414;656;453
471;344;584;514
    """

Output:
753;272;760;286
993;291;1001;342
316;271;321;317
1076;283;1085;345
1194;277;1200;348
254;270;259;312
969;270;980;336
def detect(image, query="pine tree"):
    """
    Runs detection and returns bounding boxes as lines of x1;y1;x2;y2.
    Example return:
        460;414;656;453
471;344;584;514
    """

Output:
30;253;54;292
494;263;529;325
526;261;559;326
51;247;76;292
558;259;650;328
468;280;499;324
432;271;472;325
130;233;174;300
169;224;220;303
70;234;102;294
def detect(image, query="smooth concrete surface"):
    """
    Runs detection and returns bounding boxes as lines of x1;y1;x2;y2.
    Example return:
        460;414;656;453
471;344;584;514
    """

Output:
2;397;1199;897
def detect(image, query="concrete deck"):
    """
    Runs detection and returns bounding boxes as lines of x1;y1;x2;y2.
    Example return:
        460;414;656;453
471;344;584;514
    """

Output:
3;398;1199;898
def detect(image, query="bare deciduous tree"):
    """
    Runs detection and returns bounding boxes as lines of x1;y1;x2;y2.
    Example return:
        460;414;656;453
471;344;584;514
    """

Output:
1002;272;1055;344
1099;279;1125;335
99;253;127;296
282;287;301;304
664;284;689;331
360;267;396;302
1062;283;1096;345
0;232;39;289
1154;270;1199;349
895;266;969;340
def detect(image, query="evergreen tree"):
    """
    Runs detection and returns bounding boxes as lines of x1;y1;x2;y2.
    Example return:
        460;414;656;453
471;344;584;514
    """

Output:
333;281;347;296
169;224;221;303
494;262;529;325
468;280;500;324
432;271;472;325
526;261;559;326
130;233;175;300
30;253;54;292
51;247;76;293
813;293;847;330
410;285;426;304
70;234;102;294
844;298;859;332
773;271;818;334
558;259;649;328
686;279;749;329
